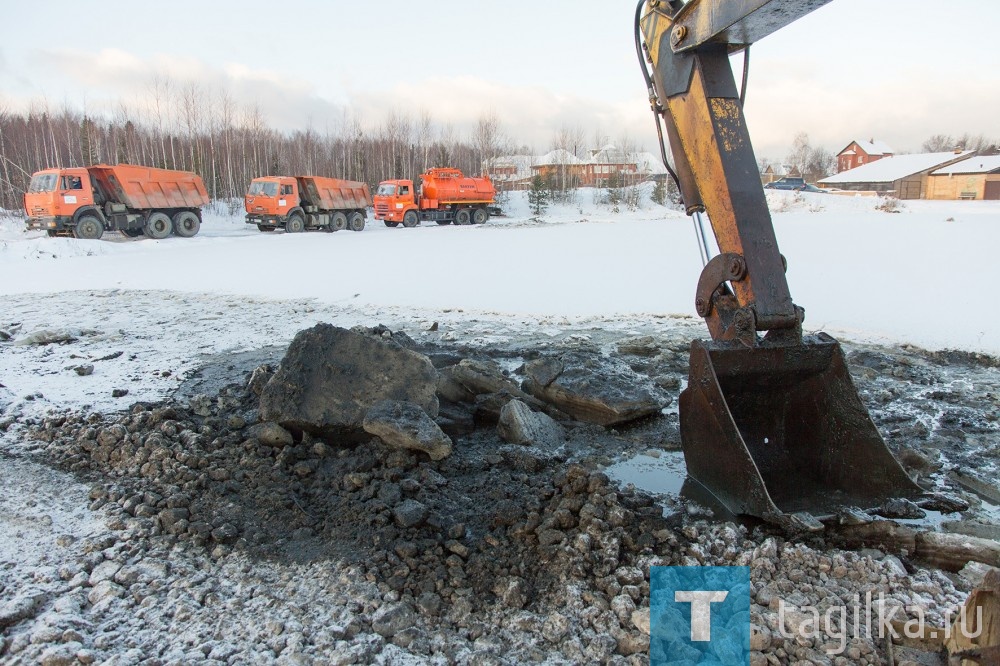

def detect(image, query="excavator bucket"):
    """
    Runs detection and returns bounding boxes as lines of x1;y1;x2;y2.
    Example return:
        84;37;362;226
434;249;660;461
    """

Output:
679;333;936;527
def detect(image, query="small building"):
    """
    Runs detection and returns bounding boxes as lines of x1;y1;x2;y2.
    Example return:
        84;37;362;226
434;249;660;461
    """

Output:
836;139;894;173
926;155;1000;200
819;150;973;199
489;145;666;190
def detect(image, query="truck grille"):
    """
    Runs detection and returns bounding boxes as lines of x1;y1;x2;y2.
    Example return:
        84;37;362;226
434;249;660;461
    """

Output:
375;203;389;215
31;206;50;216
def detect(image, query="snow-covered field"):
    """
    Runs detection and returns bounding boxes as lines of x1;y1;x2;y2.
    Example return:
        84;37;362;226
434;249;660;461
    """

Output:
2;190;997;357
2;189;995;421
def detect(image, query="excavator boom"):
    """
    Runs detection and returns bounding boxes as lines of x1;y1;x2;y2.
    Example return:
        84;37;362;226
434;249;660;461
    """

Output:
637;0;959;528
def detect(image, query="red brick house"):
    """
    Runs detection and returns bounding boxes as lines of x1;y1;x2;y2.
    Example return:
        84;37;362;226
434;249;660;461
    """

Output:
837;139;894;173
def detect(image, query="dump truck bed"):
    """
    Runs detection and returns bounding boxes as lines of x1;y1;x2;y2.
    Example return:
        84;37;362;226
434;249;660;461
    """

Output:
296;176;372;211
88;164;209;210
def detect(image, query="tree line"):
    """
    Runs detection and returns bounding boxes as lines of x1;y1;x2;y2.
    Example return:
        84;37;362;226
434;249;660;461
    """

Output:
0;86;517;211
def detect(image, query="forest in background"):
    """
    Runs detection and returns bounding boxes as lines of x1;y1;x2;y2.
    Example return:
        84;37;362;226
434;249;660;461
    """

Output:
2;78;996;212
0;83;521;211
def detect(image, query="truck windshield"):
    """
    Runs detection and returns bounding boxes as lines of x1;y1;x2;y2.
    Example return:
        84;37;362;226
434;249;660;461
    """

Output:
376;184;397;196
28;173;58;193
248;181;278;196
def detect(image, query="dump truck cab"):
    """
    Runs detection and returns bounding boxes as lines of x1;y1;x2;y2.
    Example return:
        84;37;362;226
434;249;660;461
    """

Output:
24;168;99;234
372;180;417;224
245;177;300;223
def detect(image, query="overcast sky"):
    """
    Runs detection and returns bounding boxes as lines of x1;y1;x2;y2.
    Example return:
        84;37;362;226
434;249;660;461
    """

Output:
2;0;997;161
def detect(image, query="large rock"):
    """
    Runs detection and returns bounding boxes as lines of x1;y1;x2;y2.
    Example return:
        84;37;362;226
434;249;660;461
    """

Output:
497;399;565;447
363;400;453;461
259;324;439;438
521;354;665;426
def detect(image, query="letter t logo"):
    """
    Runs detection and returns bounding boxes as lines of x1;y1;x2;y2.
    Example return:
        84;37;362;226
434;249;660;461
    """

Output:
675;590;729;641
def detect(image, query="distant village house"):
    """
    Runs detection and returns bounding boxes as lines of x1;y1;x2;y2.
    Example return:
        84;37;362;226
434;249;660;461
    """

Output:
836;139;894;173
489;146;667;190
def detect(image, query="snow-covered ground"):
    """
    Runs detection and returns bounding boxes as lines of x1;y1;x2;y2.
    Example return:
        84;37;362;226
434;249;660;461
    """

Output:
2;190;997;357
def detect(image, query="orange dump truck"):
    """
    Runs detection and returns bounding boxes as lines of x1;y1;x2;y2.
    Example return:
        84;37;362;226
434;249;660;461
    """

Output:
24;164;209;240
244;176;372;233
373;168;497;227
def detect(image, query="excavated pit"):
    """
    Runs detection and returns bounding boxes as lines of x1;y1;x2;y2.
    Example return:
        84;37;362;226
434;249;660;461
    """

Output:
3;323;1000;665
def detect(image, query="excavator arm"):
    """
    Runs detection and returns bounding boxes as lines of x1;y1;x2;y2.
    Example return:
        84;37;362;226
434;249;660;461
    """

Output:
637;0;962;528
640;0;826;346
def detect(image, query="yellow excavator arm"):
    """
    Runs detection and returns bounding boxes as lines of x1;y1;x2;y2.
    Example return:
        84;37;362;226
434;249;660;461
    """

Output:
636;0;962;529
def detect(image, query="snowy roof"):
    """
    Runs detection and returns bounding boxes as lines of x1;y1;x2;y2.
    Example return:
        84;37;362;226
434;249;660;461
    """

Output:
820;151;973;184
534;149;585;166
492;146;665;176
488;154;535;179
839;139;894;157
634;152;668;176
589;144;629;164
931;155;1000;175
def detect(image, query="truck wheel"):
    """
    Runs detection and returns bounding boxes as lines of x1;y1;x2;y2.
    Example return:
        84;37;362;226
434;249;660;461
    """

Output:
402;211;419;228
257;225;275;232
331;212;348;231
172;211;201;237
472;208;489;224
285;215;305;233
348;212;366;232
74;216;104;240
455;209;472;225
384;221;399;228
144;212;172;239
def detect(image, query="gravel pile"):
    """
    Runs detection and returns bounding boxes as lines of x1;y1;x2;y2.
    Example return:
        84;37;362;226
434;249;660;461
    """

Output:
2;328;998;665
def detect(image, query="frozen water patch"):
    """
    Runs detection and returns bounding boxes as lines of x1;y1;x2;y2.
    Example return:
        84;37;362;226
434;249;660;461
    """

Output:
605;451;687;498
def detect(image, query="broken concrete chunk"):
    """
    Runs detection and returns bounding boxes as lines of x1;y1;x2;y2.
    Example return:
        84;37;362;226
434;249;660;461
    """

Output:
615;336;662;358
521;353;666;426
497;399;565;447
446;359;525;397
393;499;429;528
363;400;452;461
247;422;294;448
259;324;439;438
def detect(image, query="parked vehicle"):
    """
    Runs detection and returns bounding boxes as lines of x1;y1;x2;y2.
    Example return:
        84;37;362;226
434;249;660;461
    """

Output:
373;168;497;227
798;183;828;193
763;177;806;191
245;176;372;233
24;164;209;239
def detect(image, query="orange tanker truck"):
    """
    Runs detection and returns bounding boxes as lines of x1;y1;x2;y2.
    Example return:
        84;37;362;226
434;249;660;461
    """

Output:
374;168;497;227
244;176;372;233
24;164;209;240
